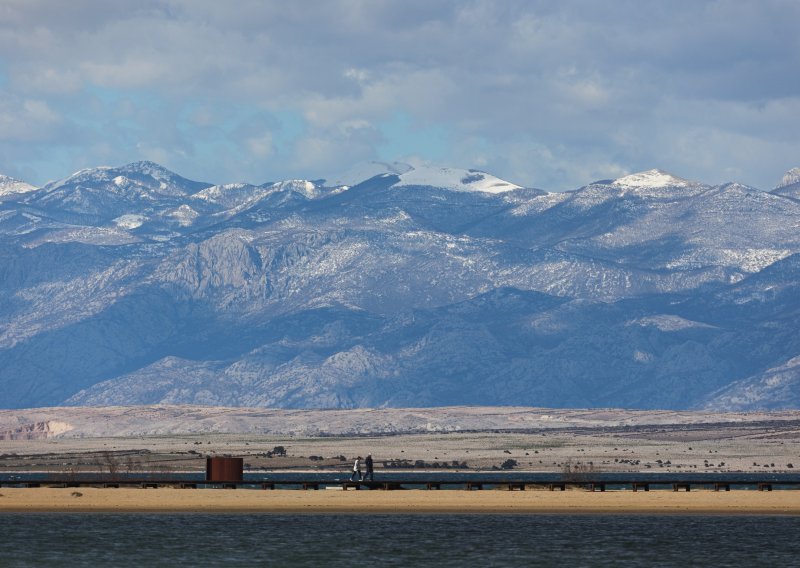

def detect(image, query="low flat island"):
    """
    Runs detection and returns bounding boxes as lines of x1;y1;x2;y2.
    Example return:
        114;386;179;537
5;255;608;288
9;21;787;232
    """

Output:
4;406;800;516
3;487;800;515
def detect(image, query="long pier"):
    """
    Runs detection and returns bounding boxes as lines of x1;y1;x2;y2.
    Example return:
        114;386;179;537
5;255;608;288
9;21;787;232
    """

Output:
2;477;798;492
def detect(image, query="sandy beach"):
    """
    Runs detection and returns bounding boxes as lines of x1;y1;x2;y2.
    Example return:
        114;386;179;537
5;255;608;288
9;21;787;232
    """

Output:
2;487;800;515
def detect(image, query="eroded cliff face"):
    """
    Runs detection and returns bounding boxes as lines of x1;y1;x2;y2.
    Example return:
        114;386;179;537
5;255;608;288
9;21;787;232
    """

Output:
0;420;73;440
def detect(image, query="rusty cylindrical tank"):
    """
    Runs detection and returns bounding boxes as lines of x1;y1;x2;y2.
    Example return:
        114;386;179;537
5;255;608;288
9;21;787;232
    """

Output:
205;457;244;482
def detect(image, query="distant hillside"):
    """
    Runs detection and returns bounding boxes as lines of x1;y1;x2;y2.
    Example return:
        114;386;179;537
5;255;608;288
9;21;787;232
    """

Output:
2;405;798;439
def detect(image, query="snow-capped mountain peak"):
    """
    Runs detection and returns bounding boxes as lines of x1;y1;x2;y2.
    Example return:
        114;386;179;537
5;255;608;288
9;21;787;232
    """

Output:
327;161;414;188
612;169;691;189
119;160;174;175
0;174;38;198
45;165;113;191
327;161;521;194
775;168;800;190
46;161;206;194
394;165;522;194
269;179;320;199
192;183;262;207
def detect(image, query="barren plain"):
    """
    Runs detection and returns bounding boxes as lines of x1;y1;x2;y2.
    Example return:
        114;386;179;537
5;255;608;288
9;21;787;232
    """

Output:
1;406;799;476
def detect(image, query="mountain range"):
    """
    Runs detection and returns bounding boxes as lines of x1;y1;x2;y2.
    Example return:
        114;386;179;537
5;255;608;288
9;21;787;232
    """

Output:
1;160;799;411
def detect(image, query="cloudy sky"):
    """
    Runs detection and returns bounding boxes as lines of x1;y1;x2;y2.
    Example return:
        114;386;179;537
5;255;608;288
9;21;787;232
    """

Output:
1;0;798;190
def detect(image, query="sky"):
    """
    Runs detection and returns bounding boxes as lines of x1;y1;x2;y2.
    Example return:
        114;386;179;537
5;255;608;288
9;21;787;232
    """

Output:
0;0;798;190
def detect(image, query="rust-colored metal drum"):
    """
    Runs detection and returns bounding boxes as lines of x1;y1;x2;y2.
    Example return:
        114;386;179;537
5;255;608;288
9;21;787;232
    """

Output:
206;457;244;482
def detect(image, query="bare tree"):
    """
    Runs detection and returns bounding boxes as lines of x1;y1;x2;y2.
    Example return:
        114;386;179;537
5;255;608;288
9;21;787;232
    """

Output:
561;459;594;482
102;451;121;481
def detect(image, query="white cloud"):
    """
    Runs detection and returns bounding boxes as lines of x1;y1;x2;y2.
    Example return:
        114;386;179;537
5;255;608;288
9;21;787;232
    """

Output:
288;118;384;176
0;0;799;189
0;95;63;141
344;68;369;83
246;133;274;159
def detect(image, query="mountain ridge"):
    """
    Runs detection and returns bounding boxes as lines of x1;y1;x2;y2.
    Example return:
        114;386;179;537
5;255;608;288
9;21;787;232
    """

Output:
1;161;799;411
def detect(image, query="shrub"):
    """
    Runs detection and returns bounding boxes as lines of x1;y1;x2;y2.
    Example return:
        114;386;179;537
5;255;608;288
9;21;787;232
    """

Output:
500;459;518;470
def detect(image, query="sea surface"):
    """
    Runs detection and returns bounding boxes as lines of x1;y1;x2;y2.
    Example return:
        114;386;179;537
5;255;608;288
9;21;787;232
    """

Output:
0;513;798;567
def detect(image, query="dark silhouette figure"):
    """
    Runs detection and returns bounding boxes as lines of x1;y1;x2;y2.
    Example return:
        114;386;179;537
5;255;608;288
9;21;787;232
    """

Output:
364;454;374;481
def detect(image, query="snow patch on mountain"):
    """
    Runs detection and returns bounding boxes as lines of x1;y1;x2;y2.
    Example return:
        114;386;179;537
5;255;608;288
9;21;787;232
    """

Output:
192;183;266;208
269;179;320;199
613;169;691;189
664;248;792;274
327;161;414;187
28;227;141;246
113;214;147;230
775;168;800;190
167;204;200;226
629;315;716;332
509;192;569;216
0;174;38;198
716;248;793;273
772;168;800;199
394;165;522;193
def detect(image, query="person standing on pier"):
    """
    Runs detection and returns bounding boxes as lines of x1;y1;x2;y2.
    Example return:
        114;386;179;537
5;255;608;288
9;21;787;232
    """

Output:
364;454;374;482
350;456;362;481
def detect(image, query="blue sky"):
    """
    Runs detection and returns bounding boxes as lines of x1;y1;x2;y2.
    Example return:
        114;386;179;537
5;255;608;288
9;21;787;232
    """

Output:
0;0;798;190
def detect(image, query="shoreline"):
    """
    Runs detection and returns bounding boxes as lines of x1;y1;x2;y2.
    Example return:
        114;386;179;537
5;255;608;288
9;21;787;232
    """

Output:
2;488;800;515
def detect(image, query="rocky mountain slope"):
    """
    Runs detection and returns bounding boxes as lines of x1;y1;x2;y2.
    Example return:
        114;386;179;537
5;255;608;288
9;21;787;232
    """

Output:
1;161;799;410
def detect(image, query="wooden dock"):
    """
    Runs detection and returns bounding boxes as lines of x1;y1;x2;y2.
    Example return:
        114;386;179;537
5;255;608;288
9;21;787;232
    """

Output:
1;477;798;492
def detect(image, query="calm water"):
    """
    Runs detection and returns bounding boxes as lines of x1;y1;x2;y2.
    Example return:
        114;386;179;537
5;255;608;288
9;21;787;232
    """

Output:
1;514;799;567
